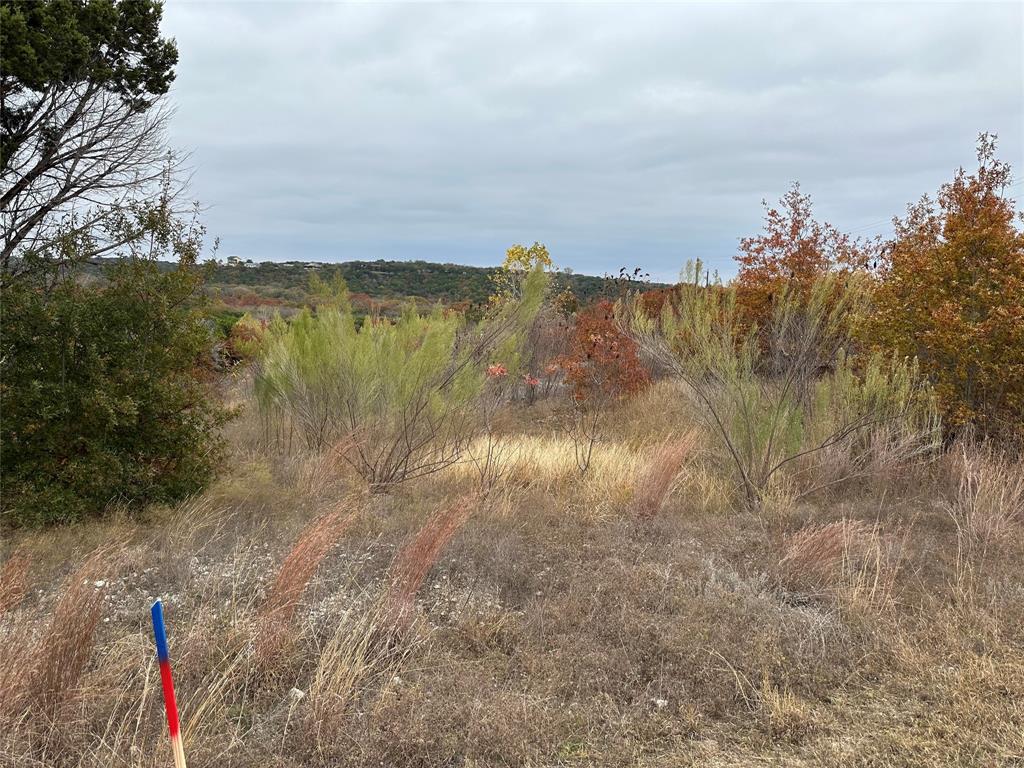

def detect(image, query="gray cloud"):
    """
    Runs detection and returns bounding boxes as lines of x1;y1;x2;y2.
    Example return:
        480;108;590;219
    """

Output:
162;1;1023;281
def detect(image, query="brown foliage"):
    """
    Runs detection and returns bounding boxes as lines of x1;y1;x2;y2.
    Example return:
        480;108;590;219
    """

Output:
638;285;683;319
734;182;876;332
556;300;650;403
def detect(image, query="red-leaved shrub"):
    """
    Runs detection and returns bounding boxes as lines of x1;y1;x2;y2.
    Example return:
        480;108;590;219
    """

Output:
557;300;650;403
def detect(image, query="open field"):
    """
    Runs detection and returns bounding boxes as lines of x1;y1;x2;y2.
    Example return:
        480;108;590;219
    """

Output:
4;3;1022;766
2;381;1022;767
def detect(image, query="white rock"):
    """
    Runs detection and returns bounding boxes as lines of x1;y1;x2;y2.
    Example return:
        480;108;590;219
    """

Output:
93;580;106;588
651;698;669;709
288;687;305;702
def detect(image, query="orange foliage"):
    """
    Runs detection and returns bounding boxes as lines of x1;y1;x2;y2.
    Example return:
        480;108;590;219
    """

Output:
556;300;649;403
866;134;1024;439
734;183;876;329
638;285;682;319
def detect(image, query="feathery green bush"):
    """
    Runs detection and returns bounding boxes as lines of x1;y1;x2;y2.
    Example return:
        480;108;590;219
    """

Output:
628;265;939;510
255;266;546;488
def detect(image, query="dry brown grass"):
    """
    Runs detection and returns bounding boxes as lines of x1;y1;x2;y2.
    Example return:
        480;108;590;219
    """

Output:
0;546;124;744
756;675;816;744
255;501;359;667
33;549;121;720
778;519;872;588
1;398;1022;767
0;614;34;725
0;549;29;617
947;444;1024;550
777;517;905;611
629;431;698;520
383;493;478;628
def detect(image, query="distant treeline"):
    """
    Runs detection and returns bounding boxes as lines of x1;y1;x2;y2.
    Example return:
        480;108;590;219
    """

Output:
85;258;665;308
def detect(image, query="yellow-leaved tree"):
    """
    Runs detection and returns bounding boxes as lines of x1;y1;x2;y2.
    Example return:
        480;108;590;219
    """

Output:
490;242;553;303
866;133;1024;440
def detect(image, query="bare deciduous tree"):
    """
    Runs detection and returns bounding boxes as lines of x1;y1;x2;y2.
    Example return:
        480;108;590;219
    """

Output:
1;0;180;287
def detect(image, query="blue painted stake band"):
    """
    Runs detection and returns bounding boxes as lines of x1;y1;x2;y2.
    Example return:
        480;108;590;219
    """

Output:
151;599;170;662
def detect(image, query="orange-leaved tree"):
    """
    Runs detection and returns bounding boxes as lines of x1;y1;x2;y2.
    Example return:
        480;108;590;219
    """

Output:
866;133;1024;440
735;182;876;332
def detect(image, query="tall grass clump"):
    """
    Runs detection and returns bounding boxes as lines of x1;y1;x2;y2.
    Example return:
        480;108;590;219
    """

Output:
307;603;403;752
779;519;874;590
34;558;109;719
947;446;1024;592
303;496;479;749
255;268;546;490
628;265;940;511
629;432;698;520
255;504;359;669
0;551;29;617
779;519;903;609
1;549;122;728
383;494;478;629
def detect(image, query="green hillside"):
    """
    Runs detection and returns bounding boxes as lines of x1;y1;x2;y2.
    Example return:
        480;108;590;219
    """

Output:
84;257;666;317
207;259;621;305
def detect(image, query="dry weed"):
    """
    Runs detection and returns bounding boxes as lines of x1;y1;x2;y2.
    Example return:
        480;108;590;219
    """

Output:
756;675;815;743
255;501;359;667
629;431;698;520
0;550;29;616
306;603;408;753
383;493;478;628
779;519;871;588
947;444;1023;551
778;517;907;613
33;550;121;720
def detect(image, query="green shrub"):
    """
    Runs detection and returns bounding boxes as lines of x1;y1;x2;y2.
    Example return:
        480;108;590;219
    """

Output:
1;260;229;526
628;266;938;510
255;267;546;489
209;308;244;339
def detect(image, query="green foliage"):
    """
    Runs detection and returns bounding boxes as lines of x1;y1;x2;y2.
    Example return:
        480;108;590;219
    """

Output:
0;0;177;170
628;266;938;510
208;308;243;339
308;268;351;311
187;258;623;313
1;259;228;526
226;312;266;362
255;266;547;488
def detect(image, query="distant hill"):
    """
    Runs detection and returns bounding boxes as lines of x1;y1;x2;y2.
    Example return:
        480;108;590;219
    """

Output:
206;259;632;305
85;257;668;315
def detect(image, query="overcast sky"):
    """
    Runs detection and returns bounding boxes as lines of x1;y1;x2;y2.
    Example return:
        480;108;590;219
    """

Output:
162;1;1023;281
